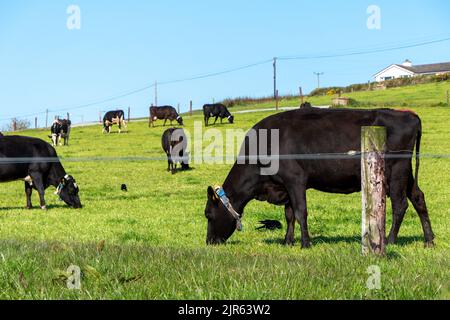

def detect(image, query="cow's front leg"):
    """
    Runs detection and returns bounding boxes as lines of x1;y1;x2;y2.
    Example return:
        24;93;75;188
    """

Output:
213;116;219;125
30;173;47;210
24;182;33;209
284;204;295;246
163;119;167;127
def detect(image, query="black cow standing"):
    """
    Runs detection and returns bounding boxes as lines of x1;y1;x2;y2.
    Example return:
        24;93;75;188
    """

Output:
49;119;71;146
205;108;434;248
203;104;234;127
162;128;190;174
103;110;127;134
150;106;183;127
0;136;82;209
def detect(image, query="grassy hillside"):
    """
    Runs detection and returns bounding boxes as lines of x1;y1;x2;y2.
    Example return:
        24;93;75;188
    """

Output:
225;80;450;111
0;104;449;299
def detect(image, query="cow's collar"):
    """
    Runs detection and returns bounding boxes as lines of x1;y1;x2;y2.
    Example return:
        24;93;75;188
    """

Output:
213;185;243;232
176;116;181;120
227;116;232;120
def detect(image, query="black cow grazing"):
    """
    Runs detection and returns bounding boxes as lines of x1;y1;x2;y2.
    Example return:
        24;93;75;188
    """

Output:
203;104;234;127
162;128;190;174
0;136;82;209
103;110;127;134
150;106;183;127
49;119;71;146
300;102;313;109
204;108;435;248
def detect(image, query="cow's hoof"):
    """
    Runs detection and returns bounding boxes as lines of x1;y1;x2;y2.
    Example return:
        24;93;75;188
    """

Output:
387;235;397;245
284;239;294;246
424;241;435;248
26;206;33;210
301;240;312;249
41;206;47;211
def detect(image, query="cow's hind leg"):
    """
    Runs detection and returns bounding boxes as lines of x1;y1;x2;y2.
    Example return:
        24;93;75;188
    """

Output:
408;176;435;247
284;204;295;246
280;169;310;248
387;179;409;245
25;182;33;209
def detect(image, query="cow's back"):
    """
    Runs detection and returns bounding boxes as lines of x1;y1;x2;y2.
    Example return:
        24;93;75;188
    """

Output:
251;108;420;193
0;136;57;182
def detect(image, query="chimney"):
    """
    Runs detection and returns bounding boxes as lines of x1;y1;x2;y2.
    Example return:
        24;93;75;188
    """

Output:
402;59;413;67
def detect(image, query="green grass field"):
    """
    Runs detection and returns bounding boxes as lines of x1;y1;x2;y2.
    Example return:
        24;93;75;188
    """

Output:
0;83;449;299
228;80;450;111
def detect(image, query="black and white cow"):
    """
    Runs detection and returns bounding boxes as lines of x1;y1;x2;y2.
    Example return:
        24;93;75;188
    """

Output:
162;128;190;174
0;136;82;209
203;104;234;126
49;119;71;146
103;110;127;134
204;108;434;248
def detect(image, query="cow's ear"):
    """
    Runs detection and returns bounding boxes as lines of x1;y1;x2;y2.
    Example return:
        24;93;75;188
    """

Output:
207;186;218;203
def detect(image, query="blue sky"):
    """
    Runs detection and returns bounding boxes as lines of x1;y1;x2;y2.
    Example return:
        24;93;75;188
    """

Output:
0;0;449;127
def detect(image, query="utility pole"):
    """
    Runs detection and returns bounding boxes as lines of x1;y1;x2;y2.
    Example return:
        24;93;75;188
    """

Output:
154;81;158;107
273;57;277;99
314;72;324;89
299;86;304;105
45;109;49;128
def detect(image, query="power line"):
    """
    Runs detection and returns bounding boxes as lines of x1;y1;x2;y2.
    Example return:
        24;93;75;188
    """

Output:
2;36;450;122
278;37;450;60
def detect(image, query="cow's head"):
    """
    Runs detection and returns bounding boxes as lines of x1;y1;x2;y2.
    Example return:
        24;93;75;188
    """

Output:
205;186;238;245
227;115;234;124
56;175;82;208
177;116;184;126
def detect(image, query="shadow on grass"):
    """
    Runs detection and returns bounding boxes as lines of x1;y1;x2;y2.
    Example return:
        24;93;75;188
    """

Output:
0;204;71;211
167;167;195;175
263;235;424;247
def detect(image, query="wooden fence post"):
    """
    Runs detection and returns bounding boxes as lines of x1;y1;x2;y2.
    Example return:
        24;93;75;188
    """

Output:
35;117;38;129
189;100;193;117
275;90;279;111
299;87;304;105
361;126;387;256
128;107;131;122
149;104;153;127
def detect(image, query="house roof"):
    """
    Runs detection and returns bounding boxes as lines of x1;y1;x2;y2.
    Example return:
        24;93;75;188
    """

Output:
394;62;450;74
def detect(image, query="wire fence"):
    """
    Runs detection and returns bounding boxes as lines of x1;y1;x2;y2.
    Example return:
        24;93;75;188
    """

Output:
0;153;449;165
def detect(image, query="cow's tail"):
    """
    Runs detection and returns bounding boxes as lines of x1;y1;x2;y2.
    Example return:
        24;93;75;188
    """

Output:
414;118;422;188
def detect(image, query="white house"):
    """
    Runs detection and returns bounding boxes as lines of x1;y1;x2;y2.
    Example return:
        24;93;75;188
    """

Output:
374;60;450;82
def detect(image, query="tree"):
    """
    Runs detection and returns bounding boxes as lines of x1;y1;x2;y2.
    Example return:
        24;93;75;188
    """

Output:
2;118;31;132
